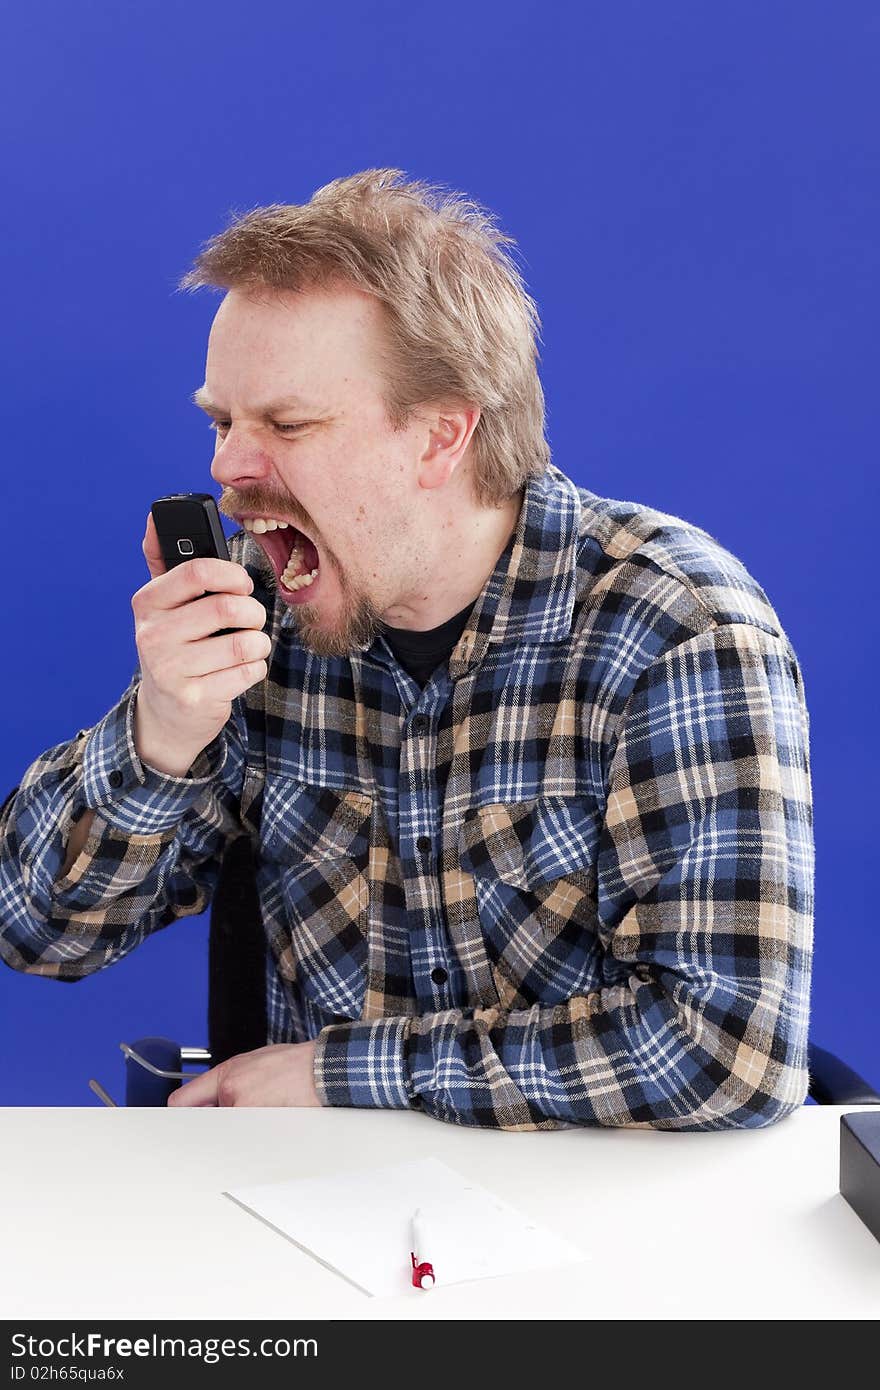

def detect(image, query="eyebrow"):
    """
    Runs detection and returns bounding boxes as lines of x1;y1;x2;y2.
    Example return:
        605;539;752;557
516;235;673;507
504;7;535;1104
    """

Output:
191;386;318;416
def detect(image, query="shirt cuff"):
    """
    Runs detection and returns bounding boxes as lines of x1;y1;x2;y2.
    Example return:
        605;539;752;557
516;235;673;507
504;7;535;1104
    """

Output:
313;1016;416;1111
78;683;228;835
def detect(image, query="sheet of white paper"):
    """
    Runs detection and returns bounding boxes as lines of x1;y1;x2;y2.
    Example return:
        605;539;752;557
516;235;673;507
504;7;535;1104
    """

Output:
226;1156;588;1298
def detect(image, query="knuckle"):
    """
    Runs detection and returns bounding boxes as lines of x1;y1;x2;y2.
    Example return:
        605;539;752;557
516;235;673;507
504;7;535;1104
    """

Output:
222;593;241;626
187;682;205;709
178;680;200;710
191;558;211;590
135;620;155;655
217;1073;238;1107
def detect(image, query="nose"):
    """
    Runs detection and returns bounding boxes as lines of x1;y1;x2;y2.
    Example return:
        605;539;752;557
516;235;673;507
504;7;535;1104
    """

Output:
209;426;276;491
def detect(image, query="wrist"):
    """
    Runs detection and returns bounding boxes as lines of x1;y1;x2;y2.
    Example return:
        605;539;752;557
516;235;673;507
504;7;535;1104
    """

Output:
133;693;202;779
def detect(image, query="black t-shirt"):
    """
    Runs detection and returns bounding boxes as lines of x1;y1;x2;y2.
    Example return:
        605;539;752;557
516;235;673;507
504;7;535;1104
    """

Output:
382;599;476;687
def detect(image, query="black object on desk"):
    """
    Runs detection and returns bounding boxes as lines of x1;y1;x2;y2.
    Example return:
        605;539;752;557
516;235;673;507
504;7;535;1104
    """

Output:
840;1112;880;1245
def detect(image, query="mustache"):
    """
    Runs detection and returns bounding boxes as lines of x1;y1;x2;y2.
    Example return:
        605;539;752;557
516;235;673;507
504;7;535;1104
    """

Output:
219;491;313;532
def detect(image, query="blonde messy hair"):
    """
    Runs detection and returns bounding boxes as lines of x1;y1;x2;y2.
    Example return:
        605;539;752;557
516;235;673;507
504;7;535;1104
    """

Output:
179;168;550;507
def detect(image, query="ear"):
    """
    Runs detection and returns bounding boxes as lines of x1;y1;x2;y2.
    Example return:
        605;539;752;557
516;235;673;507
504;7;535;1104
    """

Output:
418;404;481;489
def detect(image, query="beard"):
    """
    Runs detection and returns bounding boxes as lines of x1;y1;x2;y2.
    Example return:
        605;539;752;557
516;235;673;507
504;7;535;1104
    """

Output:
281;550;387;659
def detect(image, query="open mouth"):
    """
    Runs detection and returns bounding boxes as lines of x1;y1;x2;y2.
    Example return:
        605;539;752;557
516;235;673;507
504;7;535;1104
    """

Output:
251;524;321;595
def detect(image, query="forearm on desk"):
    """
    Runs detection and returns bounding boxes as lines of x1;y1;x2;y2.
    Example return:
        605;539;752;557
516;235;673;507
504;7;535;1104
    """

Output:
314;967;811;1132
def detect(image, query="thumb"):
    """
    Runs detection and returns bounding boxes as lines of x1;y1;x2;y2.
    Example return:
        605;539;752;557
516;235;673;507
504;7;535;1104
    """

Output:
142;511;168;579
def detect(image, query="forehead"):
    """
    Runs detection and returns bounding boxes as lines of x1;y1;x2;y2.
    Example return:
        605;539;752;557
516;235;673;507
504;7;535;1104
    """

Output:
206;283;388;402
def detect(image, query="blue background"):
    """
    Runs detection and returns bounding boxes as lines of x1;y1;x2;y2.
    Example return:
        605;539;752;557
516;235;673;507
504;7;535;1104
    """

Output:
1;1;876;1104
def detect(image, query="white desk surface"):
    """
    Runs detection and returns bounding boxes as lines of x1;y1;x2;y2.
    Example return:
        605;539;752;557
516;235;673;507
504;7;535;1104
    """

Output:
1;1104;878;1321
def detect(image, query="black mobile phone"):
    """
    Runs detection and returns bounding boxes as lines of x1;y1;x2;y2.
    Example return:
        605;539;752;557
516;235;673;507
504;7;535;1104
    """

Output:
150;492;242;637
151;492;231;568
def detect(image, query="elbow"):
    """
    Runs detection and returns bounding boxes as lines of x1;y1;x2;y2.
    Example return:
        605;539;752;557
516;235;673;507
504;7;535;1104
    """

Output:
638;1061;808;1133
0;928;91;981
710;1070;808;1131
674;1027;810;1132
653;959;812;1130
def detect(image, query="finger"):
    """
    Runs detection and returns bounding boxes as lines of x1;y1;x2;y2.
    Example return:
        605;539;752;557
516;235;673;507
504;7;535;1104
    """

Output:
135;563;259;630
147;591;268;650
158;556;255;607
140;513;254;605
178;627;273;679
142;511;167;580
166;1068;221;1107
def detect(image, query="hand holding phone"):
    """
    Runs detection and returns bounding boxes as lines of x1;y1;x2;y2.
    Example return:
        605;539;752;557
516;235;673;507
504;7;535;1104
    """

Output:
131;493;270;777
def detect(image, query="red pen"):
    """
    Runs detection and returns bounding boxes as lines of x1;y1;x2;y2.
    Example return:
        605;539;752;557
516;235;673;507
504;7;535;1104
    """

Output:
410;1209;435;1289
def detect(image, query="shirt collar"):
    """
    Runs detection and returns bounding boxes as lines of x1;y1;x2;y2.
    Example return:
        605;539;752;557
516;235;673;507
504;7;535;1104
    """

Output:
447;463;582;678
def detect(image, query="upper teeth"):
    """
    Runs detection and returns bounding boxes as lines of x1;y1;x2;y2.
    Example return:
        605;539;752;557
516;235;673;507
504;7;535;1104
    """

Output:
242;517;291;533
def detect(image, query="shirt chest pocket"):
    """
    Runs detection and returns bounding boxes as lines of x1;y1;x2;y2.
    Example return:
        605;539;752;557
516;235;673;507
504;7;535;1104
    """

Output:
457;797;603;1009
259;781;373;1022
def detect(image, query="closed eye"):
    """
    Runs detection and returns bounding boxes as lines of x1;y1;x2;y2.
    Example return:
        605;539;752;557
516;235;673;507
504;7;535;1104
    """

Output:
208;421;307;435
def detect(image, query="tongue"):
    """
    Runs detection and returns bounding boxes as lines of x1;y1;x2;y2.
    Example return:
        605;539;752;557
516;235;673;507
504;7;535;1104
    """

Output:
254;527;319;584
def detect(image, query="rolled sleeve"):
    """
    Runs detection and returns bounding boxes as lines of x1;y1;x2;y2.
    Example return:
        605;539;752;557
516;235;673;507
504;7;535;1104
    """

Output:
314;1016;414;1110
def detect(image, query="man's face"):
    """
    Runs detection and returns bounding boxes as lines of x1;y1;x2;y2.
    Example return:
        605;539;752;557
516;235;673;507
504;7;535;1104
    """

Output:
201;282;433;658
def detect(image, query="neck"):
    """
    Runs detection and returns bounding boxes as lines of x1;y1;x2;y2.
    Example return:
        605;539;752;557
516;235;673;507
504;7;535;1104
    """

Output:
381;488;522;631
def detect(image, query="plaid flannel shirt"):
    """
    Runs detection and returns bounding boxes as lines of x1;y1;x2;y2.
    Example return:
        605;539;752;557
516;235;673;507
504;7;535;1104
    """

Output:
0;464;814;1129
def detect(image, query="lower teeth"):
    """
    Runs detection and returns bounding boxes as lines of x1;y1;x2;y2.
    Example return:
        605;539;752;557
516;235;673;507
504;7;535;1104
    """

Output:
281;549;318;591
282;568;318;592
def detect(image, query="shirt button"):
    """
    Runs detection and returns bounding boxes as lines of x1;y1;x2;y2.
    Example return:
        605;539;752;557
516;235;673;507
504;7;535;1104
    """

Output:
412;716;430;736
108;771;123;789
416;835;432;855
431;967;448;986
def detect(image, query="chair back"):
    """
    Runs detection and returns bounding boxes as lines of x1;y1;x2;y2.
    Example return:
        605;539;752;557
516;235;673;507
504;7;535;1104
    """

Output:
208;833;267;1065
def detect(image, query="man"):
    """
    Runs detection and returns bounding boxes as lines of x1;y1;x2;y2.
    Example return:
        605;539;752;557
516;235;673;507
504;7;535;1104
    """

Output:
0;169;814;1128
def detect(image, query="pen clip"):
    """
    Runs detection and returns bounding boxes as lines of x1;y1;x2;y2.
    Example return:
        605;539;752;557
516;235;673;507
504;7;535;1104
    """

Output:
411;1252;435;1290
